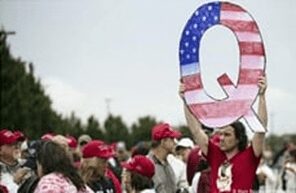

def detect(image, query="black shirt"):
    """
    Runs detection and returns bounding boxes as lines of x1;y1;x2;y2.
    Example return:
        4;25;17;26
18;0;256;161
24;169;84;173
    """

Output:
88;176;115;193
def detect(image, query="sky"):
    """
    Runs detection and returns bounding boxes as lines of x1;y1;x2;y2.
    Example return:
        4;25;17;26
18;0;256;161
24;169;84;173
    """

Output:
1;0;295;135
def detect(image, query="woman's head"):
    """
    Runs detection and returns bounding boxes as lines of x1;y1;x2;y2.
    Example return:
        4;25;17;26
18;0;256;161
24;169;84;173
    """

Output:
80;140;114;183
37;141;69;176
80;156;108;182
36;141;85;190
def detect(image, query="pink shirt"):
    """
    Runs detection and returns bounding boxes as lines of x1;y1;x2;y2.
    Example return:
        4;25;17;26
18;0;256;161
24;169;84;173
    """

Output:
206;141;260;193
34;173;92;193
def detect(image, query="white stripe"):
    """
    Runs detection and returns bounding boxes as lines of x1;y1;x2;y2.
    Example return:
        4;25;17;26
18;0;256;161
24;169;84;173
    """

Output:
220;11;252;21
241;55;265;69
198;109;258;128
223;85;258;100
236;32;261;42
185;89;215;104
185;85;258;105
181;62;200;76
201;114;266;131
243;110;267;132
200;116;242;128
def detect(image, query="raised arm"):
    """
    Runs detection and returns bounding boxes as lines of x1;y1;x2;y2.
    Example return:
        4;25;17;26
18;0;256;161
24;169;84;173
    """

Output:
252;75;267;157
180;84;209;155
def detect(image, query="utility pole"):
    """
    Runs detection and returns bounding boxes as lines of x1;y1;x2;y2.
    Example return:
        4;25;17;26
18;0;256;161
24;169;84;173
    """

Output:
0;29;16;39
0;29;16;52
1;31;16;36
105;98;112;116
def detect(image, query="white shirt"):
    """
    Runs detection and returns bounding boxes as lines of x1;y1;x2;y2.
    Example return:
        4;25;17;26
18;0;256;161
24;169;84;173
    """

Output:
167;154;189;190
256;163;277;193
284;162;296;193
141;189;156;193
1;172;19;193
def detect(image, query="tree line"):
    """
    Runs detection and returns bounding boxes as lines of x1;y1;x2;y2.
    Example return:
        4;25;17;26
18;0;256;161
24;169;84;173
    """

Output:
0;30;192;148
0;30;294;150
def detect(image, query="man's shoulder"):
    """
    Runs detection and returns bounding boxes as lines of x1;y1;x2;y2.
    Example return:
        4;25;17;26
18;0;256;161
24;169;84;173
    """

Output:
207;140;224;157
167;154;185;167
147;152;163;165
241;144;257;156
234;145;261;165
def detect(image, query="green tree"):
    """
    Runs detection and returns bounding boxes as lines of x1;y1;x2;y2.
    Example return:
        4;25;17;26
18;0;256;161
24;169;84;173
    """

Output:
104;114;129;145
0;31;61;138
59;112;84;137
85;115;104;140
130;116;157;146
177;124;191;138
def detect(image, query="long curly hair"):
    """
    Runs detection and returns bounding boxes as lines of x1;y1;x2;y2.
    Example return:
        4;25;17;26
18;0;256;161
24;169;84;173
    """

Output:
230;121;248;151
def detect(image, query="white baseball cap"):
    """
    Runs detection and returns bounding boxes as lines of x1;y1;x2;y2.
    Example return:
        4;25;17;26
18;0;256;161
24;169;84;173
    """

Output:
176;138;194;149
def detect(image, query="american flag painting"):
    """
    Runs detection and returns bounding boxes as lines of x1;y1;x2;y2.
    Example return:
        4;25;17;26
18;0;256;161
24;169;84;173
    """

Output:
179;1;266;132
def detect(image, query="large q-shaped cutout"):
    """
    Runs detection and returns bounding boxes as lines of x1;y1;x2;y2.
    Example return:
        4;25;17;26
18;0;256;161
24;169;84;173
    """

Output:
179;1;266;132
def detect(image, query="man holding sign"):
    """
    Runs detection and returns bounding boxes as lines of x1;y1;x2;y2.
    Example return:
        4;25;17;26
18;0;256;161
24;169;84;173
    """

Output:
180;76;267;193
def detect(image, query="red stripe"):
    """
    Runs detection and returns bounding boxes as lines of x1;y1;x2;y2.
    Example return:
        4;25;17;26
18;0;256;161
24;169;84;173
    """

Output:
221;2;245;12
216;69;263;86
238;69;263;85
182;74;202;91
217;74;234;86
183;69;262;92
190;99;252;119
239;42;264;55
220;20;259;33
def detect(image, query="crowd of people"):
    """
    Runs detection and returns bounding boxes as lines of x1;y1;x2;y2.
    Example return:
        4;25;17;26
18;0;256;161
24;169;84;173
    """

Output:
1;76;295;193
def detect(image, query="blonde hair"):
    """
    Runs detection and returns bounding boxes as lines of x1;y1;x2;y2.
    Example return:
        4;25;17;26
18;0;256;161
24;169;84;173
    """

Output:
80;157;106;183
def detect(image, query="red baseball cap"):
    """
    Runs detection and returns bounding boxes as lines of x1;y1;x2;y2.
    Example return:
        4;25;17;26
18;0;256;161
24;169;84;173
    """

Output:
82;140;115;159
0;129;25;146
122;155;155;178
14;131;25;141
151;123;181;141
67;136;78;149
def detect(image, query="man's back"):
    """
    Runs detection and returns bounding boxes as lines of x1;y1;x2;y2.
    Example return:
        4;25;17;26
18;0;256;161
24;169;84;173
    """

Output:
148;153;177;193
